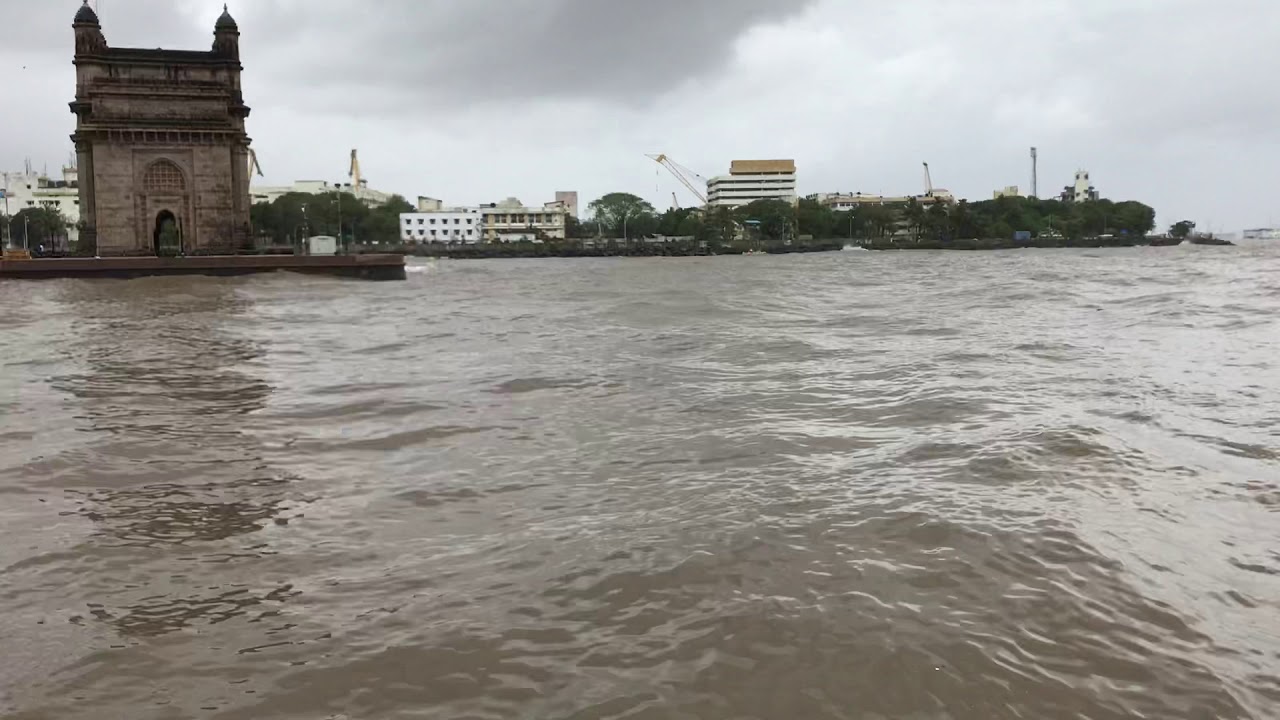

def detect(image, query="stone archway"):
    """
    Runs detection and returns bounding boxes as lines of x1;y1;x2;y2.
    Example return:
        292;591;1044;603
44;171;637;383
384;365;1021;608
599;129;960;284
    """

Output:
153;209;181;256
143;159;188;256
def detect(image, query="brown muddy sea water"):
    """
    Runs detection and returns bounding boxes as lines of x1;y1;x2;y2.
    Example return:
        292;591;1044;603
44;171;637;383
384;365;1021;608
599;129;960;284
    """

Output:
1;246;1278;719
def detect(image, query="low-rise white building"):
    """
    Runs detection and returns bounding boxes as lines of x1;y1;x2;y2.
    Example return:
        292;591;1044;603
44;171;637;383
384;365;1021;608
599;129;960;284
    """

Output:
2;166;81;247
400;195;571;244
252;179;393;207
707;159;798;208
814;191;956;211
400;206;483;244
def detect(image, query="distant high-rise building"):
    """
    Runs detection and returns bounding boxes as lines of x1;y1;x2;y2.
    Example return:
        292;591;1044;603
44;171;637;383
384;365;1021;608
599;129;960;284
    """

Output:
707;160;798;208
554;191;579;219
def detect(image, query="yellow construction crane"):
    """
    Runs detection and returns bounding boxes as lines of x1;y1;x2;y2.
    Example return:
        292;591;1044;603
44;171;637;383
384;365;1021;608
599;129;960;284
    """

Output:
922;161;952;201
647;154;707;205
349;149;362;189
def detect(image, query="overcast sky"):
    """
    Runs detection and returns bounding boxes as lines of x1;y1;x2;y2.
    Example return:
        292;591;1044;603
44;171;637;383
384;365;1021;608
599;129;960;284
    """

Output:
2;0;1276;231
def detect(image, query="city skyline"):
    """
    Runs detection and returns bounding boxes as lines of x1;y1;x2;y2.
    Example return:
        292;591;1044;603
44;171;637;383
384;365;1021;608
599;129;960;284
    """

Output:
2;0;1277;232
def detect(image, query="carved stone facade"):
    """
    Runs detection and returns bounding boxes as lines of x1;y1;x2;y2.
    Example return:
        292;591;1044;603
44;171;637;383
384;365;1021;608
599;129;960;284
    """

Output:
70;2;252;256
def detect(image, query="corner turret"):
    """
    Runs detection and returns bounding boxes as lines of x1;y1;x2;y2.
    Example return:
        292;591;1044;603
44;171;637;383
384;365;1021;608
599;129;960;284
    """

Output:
212;4;240;60
73;1;107;56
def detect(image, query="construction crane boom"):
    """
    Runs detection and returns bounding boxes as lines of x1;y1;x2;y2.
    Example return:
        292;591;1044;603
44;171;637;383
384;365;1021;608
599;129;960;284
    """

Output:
247;147;263;178
647;153;707;205
923;162;934;196
349;149;362;190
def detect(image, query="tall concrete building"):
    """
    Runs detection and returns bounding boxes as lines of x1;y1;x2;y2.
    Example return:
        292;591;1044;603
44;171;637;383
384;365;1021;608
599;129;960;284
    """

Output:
707;160;798;208
554;191;579;218
70;2;253;255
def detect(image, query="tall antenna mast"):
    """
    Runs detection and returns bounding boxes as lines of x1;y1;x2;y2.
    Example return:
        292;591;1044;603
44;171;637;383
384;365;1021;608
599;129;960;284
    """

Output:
1030;147;1038;199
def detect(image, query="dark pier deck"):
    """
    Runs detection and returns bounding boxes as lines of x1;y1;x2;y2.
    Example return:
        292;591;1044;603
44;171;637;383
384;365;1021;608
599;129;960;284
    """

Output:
0;254;406;281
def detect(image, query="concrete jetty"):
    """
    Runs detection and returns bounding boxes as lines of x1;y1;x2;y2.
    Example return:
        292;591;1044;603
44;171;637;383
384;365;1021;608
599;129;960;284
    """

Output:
0;254;407;281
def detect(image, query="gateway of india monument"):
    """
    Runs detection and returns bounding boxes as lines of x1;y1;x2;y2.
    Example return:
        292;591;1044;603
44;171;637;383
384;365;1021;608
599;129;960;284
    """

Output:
69;1;252;255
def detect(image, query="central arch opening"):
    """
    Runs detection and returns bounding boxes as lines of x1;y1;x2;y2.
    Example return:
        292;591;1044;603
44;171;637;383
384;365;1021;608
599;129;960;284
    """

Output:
153;210;180;256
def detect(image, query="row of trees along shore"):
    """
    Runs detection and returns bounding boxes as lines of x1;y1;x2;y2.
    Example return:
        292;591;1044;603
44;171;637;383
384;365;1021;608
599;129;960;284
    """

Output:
246;190;1162;252
3;190;1171;257
576;193;1160;244
249;191;414;248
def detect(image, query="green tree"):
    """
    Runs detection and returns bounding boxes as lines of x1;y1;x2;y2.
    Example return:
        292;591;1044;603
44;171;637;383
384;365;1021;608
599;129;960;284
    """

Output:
796;198;836;238
925;201;951;240
565;215;590;239
833;209;864;240
8;206;68;249
860;205;896;239
1111;201;1156;236
657;207;697;237
960;196;1154;240
248;191;411;248
361;195;413;246
588;192;655;237
903;198;926;240
697;206;737;248
950;200;981;239
737;199;795;242
1169;220;1196;239
675;213;701;237
626;211;659;240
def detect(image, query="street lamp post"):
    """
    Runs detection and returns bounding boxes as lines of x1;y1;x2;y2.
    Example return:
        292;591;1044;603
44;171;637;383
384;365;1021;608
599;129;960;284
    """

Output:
335;182;343;254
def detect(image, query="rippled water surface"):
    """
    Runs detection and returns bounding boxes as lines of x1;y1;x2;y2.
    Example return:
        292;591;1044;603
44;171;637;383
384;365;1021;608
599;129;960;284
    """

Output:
1;246;1278;719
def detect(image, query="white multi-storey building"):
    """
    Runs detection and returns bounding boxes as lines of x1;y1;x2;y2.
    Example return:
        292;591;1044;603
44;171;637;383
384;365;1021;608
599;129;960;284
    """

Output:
400;206;482;244
1242;228;1280;241
707;159;798;208
1;165;81;247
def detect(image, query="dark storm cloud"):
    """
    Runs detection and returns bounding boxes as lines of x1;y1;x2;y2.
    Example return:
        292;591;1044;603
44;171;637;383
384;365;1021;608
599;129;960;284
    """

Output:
240;0;818;107
2;0;1277;231
3;0;213;54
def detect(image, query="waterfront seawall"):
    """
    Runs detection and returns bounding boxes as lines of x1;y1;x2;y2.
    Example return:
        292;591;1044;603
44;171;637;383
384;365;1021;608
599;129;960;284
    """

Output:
0;254;407;281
